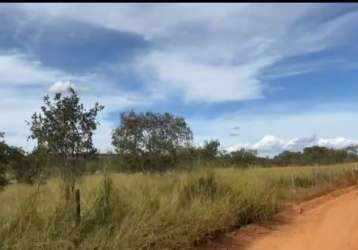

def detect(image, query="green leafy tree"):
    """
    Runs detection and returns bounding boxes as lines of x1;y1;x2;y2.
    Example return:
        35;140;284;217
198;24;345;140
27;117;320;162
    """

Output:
272;146;358;166
8;147;46;185
201;140;221;161
0;133;29;185
28;88;104;194
229;148;258;167
112;111;193;171
0;132;8;186
273;150;303;166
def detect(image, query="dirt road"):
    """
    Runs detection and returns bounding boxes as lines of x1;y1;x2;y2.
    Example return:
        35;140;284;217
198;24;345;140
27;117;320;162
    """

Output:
205;185;358;250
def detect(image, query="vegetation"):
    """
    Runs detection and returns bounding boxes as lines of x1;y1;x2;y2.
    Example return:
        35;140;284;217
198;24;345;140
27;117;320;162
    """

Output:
0;164;358;249
1;88;357;184
112;111;193;172
1;87;358;249
272;146;358;166
0;132;8;186
28;88;104;193
0;133;37;186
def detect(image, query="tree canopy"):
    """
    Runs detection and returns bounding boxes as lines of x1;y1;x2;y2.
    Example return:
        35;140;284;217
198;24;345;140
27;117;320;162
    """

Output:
112;111;193;171
28;88;104;181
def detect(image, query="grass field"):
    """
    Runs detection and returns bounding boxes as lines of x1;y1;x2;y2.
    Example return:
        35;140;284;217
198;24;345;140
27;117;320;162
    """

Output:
1;163;358;250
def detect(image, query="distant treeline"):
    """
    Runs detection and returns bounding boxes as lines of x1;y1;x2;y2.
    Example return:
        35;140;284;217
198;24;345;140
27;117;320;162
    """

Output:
110;142;358;171
1;88;358;186
1;134;358;186
113;142;358;170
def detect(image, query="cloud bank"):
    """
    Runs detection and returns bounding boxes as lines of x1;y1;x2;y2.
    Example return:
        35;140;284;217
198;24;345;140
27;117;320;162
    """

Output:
228;135;358;157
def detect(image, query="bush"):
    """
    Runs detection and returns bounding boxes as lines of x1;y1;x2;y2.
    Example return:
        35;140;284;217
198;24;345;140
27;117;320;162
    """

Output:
0;164;7;187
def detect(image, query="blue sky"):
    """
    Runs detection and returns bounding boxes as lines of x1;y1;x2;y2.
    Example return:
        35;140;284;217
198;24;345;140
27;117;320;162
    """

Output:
2;3;358;156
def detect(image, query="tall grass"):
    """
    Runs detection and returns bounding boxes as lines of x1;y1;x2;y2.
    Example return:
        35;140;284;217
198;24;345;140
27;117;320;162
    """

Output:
0;163;358;249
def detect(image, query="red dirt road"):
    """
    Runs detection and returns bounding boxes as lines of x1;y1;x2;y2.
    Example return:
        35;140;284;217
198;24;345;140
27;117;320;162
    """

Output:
205;186;358;250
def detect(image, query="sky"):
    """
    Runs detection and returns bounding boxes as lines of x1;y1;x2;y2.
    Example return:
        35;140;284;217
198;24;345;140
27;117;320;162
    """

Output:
2;3;358;157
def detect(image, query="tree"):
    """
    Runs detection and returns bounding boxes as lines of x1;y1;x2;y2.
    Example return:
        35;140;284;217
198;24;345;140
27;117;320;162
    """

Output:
201;140;221;161
28;88;104;194
0;134;47;185
0;132;8;186
229;148;258;167
8;147;45;185
273;150;303;166
112;111;193;171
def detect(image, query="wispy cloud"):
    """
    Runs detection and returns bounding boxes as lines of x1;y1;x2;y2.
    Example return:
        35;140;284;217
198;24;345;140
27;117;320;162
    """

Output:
1;4;358;151
13;4;358;104
138;51;271;102
0;54;64;86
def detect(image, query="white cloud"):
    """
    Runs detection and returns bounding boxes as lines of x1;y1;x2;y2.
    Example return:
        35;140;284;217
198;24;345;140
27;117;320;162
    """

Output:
264;58;346;79
18;4;249;39
317;137;358;149
49;80;75;93
251;135;286;156
0;54;65;85
285;136;318;151
188;107;358;157
92;119;115;153
226;142;251;152
15;4;358;103
0;93;41;150
248;135;358;157
2;4;358;151
138;51;271;102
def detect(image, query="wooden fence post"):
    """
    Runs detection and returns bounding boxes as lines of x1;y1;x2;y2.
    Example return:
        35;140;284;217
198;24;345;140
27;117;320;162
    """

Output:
75;188;81;225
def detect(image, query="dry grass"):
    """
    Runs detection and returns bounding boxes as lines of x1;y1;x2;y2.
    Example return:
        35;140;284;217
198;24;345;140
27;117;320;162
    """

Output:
1;163;358;249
